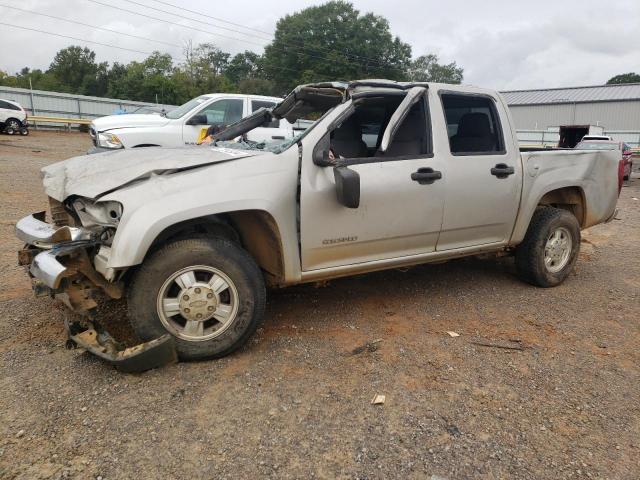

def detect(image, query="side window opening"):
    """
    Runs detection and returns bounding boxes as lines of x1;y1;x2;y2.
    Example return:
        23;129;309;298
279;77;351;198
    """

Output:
441;93;504;155
329;96;430;160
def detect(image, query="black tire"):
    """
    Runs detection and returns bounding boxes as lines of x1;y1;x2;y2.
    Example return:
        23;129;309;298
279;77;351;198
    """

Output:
5;118;21;135
19;127;29;136
127;237;266;360
515;207;580;287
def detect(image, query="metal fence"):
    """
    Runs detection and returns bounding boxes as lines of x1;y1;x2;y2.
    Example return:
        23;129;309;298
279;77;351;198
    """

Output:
0;86;176;128
516;129;640;148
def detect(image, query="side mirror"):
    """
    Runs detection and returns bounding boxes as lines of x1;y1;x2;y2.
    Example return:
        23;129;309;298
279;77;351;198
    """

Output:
187;114;208;125
333;166;360;208
313;132;332;166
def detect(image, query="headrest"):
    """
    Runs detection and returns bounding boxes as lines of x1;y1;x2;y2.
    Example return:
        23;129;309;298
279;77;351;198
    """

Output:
457;112;491;138
333;117;362;140
393;106;424;142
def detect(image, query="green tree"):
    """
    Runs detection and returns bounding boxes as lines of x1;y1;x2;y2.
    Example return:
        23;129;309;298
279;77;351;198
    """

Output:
47;46;98;93
226;51;264;84
262;1;412;92
606;72;640;84
407;54;463;84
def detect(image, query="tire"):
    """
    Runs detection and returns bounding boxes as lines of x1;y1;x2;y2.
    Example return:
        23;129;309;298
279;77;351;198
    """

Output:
19;127;29;136
515;207;580;287
5;118;20;135
127;237;266;360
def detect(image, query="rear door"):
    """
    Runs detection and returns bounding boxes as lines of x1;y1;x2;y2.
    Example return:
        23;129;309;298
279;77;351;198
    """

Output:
435;91;522;251
245;99;294;144
182;97;245;145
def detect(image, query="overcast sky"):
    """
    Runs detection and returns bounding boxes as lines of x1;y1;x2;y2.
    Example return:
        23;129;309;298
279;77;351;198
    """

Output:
1;0;638;91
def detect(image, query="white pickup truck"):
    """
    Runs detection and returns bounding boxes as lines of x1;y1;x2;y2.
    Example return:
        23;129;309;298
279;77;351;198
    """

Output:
88;93;297;153
16;79;622;371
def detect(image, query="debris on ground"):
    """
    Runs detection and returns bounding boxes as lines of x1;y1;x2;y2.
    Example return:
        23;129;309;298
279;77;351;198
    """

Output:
371;394;386;405
470;338;525;351
351;338;382;355
446;331;460;337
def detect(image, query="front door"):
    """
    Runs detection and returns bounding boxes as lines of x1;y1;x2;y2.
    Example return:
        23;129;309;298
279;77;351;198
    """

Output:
300;93;447;271
435;92;522;250
182;98;245;145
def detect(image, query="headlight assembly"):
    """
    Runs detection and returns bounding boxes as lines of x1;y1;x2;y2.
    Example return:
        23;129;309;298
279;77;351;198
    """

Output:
73;199;123;228
97;132;124;149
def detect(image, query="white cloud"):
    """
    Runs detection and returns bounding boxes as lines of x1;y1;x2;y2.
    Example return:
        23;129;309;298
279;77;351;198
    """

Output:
0;0;638;90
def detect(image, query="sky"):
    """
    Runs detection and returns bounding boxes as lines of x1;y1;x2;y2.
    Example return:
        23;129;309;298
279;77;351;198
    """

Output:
0;0;638;91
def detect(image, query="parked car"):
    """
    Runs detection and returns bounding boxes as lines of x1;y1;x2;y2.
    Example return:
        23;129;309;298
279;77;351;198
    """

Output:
0;98;28;135
88;93;297;153
16;79;622;371
575;140;633;180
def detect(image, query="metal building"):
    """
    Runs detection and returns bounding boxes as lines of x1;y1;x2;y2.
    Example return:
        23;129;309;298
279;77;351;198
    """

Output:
501;83;640;147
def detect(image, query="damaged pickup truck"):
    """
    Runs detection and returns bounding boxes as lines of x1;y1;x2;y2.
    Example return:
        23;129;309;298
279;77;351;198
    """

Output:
16;79;622;371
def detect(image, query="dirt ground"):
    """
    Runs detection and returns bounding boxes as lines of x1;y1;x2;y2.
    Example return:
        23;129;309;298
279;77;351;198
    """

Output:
0;130;638;480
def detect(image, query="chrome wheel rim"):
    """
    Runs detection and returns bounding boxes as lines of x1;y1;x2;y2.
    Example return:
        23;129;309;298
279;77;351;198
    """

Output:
544;227;572;273
156;265;239;341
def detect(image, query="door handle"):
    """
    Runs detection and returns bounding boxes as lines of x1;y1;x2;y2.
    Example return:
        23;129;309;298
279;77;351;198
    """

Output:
271;135;285;140
490;163;515;178
411;167;442;185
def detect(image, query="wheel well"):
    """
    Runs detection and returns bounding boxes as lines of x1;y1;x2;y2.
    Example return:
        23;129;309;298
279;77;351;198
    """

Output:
145;210;285;286
537;187;585;226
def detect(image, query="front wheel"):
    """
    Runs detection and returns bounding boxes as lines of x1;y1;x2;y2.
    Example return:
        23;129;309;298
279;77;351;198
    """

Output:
5;118;21;135
515;207;580;287
127;237;266;360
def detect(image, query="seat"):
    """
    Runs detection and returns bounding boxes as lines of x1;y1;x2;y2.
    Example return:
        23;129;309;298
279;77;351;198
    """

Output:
331;117;368;158
450;112;496;153
376;107;425;157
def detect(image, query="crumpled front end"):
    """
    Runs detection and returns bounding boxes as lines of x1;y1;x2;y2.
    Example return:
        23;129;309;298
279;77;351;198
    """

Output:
16;206;119;313
16;198;176;371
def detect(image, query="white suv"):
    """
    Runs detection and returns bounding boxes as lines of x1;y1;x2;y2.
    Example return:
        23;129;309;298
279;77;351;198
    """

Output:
89;93;298;153
0;98;28;135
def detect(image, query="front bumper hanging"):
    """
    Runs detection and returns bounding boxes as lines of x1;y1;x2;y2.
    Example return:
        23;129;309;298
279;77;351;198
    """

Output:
17;212;178;372
65;320;177;373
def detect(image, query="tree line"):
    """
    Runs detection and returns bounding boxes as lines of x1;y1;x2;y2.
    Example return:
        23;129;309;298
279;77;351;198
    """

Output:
0;1;464;105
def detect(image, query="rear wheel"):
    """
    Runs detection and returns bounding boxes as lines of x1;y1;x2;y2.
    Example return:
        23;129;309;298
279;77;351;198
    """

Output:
515;207;580;287
127;237;266;360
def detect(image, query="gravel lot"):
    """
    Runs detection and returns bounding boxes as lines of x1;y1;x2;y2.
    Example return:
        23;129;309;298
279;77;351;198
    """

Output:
1;131;639;480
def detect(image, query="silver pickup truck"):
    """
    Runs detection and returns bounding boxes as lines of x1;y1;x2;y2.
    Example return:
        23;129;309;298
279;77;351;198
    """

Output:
15;79;622;371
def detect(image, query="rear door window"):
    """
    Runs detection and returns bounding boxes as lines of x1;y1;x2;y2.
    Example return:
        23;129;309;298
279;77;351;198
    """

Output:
441;93;504;155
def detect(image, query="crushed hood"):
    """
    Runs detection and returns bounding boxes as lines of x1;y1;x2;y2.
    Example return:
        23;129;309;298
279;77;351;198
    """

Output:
42;146;259;201
92;113;170;132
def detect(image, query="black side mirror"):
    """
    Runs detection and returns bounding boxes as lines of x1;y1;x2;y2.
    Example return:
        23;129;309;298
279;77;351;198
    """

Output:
313;132;332;166
333;166;360;208
187;114;208;125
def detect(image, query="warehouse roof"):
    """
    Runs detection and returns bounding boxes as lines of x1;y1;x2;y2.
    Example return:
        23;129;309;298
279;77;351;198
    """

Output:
501;83;640;106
